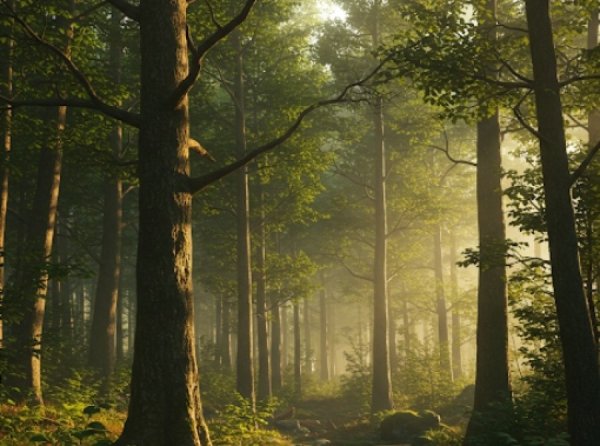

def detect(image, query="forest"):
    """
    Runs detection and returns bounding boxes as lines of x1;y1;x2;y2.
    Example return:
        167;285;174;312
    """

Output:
1;0;600;445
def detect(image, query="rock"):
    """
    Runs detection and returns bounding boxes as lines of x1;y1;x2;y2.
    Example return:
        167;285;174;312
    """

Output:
299;419;323;432
380;410;441;444
273;419;310;436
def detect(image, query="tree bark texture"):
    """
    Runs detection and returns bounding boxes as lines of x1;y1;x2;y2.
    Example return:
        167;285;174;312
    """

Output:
525;2;600;443
115;1;211;444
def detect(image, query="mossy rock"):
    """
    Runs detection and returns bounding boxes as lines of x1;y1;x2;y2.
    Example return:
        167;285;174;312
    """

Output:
380;410;441;444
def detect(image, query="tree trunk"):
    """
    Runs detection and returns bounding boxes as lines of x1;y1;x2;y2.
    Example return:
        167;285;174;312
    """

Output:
465;2;511;441
255;191;271;399
319;288;329;382
89;7;123;382
388;301;397;372
232;29;255;403
450;232;462;380
115;1;211;444
271;297;282;392
433;224;452;380
293;299;301;397
304;297;312;374
0;1;13;349
11;107;64;405
221;297;232;370
371;95;393;413
524;2;600;443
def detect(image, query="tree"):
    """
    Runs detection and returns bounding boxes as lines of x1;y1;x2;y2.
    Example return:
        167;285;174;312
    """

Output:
524;1;600;443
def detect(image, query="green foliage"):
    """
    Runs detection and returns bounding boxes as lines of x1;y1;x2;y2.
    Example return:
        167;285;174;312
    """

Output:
0;403;122;446
209;395;290;446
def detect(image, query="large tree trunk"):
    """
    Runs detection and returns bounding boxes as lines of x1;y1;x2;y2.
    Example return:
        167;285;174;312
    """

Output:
319;288;329;381
115;1;211;444
524;2;600;443
221;297;232;370
232;29;255;403
371;95;393;413
89;8;123;382
433;224;452;380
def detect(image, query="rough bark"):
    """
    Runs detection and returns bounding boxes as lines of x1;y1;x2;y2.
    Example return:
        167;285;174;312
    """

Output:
433;224;452;380
115;1;211;444
524;2;600;443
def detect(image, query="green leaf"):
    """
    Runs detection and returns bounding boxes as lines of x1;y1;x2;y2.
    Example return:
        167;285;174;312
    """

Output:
86;421;108;431
30;433;51;442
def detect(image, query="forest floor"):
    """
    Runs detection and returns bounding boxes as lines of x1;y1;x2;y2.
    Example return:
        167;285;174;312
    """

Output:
277;396;387;446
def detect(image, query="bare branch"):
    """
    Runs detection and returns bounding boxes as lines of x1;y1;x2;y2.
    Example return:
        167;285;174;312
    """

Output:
429;144;477;167
170;0;257;107
187;59;390;193
105;0;139;21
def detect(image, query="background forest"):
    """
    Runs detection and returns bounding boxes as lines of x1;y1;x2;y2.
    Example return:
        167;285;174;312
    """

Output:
1;0;600;445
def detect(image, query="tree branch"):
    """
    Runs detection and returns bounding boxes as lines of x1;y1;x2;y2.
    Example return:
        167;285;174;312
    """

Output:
0;96;140;127
570;139;600;186
170;0;257;107
105;0;139;21
1;3;140;127
187;59;390;193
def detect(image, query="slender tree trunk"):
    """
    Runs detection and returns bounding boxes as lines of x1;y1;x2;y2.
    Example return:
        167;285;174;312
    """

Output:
450;232;462;380
524;3;600;443
221;298;232;370
89;8;123;383
388;301;397;372
433;224;452;380
11;107;65;405
215;294;223;365
329;297;336;377
255;192;271;399
319;288;329;382
232;30;255;403
116;1;211;444
0;1;13;349
271;297;282;392
371;95;393;412
402;295;410;358
293;299;301;397
304;297;312;374
282;303;289;370
116;288;124;361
